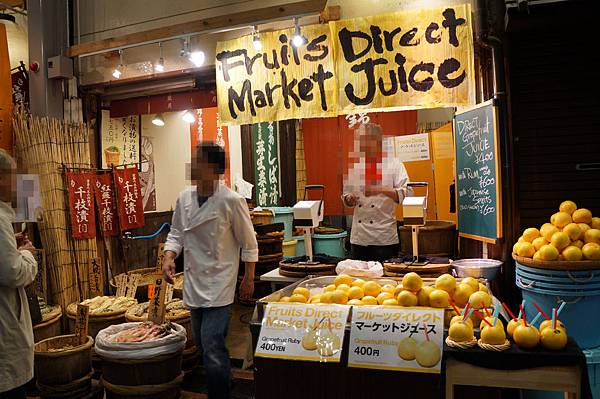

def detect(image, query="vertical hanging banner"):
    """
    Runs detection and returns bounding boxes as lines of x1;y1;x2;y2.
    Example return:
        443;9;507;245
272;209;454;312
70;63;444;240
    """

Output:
216;24;337;125
66;172;97;239
0;24;12;153
190;107;232;186
331;4;474;114
252;122;279;206
113;167;145;231
94;172;119;237
11;63;29;109
100;110;140;169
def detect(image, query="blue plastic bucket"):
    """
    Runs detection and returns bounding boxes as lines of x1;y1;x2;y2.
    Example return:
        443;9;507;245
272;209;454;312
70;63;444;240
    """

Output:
265;207;294;240
522;345;600;399
516;262;600;349
295;235;306;257
313;231;347;258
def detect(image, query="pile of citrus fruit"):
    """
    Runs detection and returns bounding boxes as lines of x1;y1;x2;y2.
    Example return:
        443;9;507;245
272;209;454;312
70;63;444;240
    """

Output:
513;201;600;261
279;273;492;309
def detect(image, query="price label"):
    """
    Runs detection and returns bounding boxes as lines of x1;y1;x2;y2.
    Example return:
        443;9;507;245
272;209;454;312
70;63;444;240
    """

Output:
114;274;127;297
155;243;165;272
148;275;166;324
74;304;89;345
148;284;156;299
348;306;444;374
255;303;350;363
125;273;140;298
89;257;102;297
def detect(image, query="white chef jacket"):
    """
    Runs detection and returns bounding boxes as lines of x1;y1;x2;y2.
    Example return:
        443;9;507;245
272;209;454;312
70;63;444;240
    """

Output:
164;184;259;308
343;157;410;246
0;201;38;393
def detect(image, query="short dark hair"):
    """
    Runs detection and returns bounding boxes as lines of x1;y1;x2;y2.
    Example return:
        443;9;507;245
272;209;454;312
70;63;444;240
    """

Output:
196;142;226;175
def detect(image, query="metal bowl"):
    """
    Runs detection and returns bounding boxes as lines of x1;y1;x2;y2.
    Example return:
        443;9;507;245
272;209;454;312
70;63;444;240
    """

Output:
451;258;503;281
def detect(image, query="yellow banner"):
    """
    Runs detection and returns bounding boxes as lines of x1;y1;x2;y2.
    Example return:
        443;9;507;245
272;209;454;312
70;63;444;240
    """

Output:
216;4;474;125
216;24;337;125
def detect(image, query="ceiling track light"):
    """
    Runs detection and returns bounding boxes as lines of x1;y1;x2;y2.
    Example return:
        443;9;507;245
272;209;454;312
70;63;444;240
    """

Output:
292;17;306;48
182;110;195;123
180;36;205;67
155;42;165;72
112;49;123;79
152;113;165;127
252;25;262;51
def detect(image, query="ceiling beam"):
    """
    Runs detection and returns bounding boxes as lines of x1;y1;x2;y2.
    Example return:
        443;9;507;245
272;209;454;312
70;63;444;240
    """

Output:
0;0;24;8
67;0;327;58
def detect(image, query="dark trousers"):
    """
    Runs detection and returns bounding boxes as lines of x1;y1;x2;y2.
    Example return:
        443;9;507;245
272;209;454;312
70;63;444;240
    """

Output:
0;384;26;399
190;305;231;399
351;243;399;263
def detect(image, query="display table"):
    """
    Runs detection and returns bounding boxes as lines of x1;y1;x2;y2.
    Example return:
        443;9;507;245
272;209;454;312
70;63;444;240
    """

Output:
259;268;301;291
445;337;592;399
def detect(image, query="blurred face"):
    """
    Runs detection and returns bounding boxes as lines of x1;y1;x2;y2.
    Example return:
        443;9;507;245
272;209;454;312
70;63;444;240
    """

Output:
0;167;16;203
191;156;220;190
360;134;381;157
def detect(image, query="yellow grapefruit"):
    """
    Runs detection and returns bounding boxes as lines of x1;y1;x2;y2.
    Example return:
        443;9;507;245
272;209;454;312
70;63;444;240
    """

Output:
592;217;600;230
585;229;600;244
429;289;450;308
462;277;480;293
453;283;475;307
563;223;582;241
352;279;366;288
417;286;434;306
579;223;591;240
334;274;353;287
552;212;572;228
435;274;456;295
532;237;548;251
347;299;364;306
376;292;393;304
293;287;311;301
517;242;536;258
572;240;584;249
331;290;349;304
397;290;418;307
320;292;333;304
323;284;337;293
562;246;583;261
522;228;541;242
559;200;577;215
336;284;351;293
363;281;381;297
290;294;308;303
402;272;423;292
582;243;600;260
382;298;399;306
538;244;559;261
541;224;560;242
573;208;593;224
361;296;378;305
348;286;365;300
550;231;570;251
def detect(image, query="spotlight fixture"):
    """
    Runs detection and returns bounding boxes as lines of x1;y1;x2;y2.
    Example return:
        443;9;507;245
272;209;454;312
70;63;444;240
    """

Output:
252;25;262;51
155;42;165;72
182;110;195;123
189;51;205;67
292;17;306;48
112;50;123;79
152;113;165;126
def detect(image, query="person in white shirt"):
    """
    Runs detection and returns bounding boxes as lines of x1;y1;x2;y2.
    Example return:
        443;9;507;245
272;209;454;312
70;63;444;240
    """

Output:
0;149;38;399
342;123;411;263
162;142;258;399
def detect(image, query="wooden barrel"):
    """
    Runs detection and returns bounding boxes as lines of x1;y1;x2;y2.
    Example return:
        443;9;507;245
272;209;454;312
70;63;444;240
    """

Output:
100;351;183;399
182;345;199;374
251;210;273;225
34;311;62;343
34;335;94;399
399;220;457;258
125;306;194;349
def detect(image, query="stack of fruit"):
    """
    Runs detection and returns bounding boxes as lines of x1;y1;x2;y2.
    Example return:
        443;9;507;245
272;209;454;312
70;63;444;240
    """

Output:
513;201;600;261
279;273;492;311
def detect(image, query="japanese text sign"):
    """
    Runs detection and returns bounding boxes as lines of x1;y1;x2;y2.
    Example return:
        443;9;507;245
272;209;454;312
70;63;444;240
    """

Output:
148;275;166;324
75;304;90;345
348;306;444;373
100;110;140;169
93;172;119;237
89;257;102;297
216;5;474;125
66;172;96;239
114;274;127;297
252;122;280;206
255;303;350;363
113;167;145;231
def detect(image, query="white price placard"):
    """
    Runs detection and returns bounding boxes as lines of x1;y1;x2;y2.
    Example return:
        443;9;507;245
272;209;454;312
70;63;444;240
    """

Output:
255;303;350;363
348;306;444;374
392;133;430;162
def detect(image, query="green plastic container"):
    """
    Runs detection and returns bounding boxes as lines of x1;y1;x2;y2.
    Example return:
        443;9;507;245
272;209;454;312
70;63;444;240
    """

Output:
265;207;294;240
295;235;306;257
313;231;347;258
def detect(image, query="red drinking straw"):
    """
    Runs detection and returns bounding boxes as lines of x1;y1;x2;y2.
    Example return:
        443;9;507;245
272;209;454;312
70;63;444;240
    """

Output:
473;310;493;327
520;304;528;327
450;303;462;317
483;305;492;318
553;308;557;330
502;303;517;321
532;302;550;320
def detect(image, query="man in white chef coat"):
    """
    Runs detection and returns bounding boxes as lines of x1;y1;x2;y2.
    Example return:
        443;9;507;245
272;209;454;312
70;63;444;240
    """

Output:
0;149;38;399
163;142;258;399
342;123;411;263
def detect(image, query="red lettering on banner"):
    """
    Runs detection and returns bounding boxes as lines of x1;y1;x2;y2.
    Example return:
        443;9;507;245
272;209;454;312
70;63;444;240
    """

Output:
113;167;145;231
66;172;96;239
93;173;119;236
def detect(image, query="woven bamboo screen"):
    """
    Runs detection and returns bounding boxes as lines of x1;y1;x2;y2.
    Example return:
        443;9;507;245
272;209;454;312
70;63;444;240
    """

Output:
13;110;101;309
